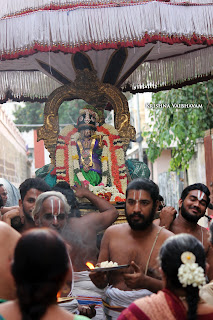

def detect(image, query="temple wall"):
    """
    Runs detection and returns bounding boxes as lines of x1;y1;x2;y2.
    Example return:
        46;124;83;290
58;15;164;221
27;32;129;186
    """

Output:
0;107;30;187
187;138;206;186
152;149;172;184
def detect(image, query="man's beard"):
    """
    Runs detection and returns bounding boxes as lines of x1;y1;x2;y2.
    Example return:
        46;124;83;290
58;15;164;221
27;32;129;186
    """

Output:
23;207;34;221
181;203;204;223
125;206;156;231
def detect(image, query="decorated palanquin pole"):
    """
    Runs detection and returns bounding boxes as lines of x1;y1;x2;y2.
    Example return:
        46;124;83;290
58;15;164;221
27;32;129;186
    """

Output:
55;107;128;202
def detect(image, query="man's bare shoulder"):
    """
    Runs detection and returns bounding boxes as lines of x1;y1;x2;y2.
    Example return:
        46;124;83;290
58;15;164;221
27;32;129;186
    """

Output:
106;223;129;231
104;223;129;234
154;224;174;240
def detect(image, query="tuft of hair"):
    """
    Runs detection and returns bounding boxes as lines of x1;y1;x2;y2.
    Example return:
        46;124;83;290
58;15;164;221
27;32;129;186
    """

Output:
181;183;210;206
32;191;70;219
52;182;81;218
19;178;51;201
160;234;206;320
11;228;70;320
53;181;71;190
158;195;164;202
126;178;159;204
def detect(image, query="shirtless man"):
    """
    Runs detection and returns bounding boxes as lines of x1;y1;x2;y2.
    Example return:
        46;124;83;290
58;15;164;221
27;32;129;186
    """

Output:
90;178;173;320
157;183;213;279
33;183;118;270
0;221;20;302
0;183;22;215
0;184;19;215
32;184;118;319
2;178;51;232
200;221;213;304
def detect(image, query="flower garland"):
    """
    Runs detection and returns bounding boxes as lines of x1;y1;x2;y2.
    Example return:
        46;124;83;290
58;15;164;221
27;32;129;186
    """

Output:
177;251;206;289
55;123;127;201
55;124;78;184
97;124;127;194
88;185;125;202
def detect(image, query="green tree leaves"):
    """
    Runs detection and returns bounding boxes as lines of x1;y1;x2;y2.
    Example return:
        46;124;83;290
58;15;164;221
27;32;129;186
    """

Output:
13;102;44;131
13;100;86;132
144;80;213;172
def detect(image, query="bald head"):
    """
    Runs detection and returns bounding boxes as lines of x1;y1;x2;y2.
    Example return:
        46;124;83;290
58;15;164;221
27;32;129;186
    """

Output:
0;222;20;300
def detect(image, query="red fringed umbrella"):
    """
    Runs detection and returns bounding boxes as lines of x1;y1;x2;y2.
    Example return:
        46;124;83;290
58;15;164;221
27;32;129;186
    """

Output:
0;0;212;102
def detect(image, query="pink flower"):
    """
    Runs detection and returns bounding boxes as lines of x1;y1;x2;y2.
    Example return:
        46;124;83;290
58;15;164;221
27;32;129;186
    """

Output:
82;180;90;187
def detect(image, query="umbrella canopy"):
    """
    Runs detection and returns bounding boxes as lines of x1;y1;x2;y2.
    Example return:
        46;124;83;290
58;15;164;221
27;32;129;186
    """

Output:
0;0;213;102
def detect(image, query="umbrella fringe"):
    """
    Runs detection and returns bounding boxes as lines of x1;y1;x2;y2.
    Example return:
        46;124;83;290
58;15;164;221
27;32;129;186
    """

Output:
0;71;60;101
122;46;213;90
0;0;212;18
0;2;213;56
0;44;212;101
0;1;213;99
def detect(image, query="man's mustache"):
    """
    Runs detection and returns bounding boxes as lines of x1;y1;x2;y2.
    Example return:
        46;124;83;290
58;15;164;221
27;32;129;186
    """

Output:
190;206;201;214
129;213;145;219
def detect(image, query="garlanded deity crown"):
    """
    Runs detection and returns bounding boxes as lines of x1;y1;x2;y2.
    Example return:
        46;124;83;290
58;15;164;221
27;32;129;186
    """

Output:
77;106;100;131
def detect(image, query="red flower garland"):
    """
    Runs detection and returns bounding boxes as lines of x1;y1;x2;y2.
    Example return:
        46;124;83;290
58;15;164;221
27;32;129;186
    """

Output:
56;127;78;184
97;126;126;194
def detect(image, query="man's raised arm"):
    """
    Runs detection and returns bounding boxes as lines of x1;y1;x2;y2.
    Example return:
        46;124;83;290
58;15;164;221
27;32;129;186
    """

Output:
158;206;177;229
72;182;119;231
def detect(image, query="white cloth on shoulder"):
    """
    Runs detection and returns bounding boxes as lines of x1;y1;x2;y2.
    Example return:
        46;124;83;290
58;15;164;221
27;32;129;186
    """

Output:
200;280;213;306
102;285;153;320
72;271;105;320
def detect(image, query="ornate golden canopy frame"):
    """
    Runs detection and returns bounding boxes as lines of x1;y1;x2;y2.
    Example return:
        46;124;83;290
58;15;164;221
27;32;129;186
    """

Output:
37;69;136;164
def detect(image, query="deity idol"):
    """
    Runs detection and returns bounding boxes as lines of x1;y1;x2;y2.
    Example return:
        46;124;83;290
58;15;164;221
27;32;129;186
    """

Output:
73;108;102;186
55;106;127;201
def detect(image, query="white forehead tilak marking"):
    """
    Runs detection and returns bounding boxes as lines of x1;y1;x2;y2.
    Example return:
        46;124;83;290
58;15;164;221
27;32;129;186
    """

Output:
132;190;143;203
51;198;54;215
139;190;143;200
58;199;60;215
50;198;57;222
197;190;205;201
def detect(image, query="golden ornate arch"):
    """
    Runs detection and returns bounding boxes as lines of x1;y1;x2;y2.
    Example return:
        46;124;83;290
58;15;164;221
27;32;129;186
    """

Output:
37;69;136;164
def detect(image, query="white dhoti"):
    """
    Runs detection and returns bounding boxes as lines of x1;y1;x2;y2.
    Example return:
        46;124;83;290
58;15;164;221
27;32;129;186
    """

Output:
72;271;105;320
59;298;79;314
102;285;153;320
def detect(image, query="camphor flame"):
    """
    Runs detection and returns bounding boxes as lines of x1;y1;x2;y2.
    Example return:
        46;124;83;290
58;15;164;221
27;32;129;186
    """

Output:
86;262;95;270
57;291;61;301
